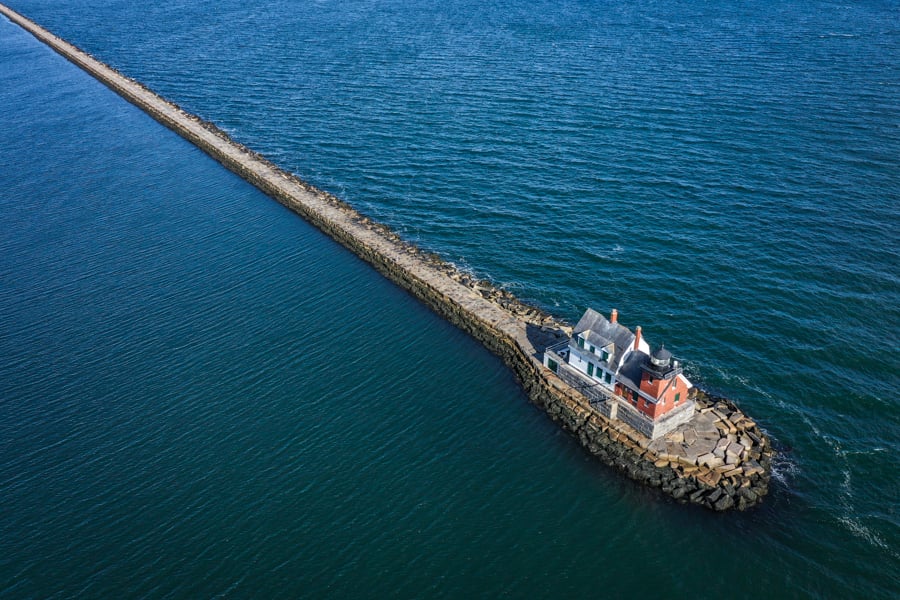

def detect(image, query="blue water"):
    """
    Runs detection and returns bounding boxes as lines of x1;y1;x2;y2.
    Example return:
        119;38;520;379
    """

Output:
1;0;898;597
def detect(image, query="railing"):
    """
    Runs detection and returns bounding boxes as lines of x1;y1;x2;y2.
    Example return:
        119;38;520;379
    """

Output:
554;360;616;406
545;340;570;355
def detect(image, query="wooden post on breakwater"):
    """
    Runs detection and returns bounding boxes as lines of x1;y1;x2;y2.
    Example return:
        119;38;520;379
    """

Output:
1;3;772;511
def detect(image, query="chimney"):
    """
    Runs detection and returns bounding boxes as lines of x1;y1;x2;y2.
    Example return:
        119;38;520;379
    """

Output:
610;308;618;324
634;326;642;350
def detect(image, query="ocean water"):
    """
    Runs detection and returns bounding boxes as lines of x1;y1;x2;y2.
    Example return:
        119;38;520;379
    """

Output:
1;0;898;598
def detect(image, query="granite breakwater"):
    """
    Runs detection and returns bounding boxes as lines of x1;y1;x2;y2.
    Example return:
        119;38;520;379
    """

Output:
1;3;773;511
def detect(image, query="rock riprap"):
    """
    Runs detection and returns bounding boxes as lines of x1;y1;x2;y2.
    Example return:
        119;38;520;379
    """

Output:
0;2;773;511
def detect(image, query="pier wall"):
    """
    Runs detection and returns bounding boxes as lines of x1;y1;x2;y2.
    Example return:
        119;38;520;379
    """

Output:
1;3;771;511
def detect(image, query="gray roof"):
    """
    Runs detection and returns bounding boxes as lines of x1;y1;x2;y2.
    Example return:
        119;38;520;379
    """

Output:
616;350;646;393
572;308;636;371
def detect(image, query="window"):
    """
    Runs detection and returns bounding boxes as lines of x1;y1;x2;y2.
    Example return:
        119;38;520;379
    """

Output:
604;372;612;384
601;349;609;362
675;392;681;403
548;359;559;373
587;363;594;377
589;345;595;353
577;336;584;349
632;391;638;403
